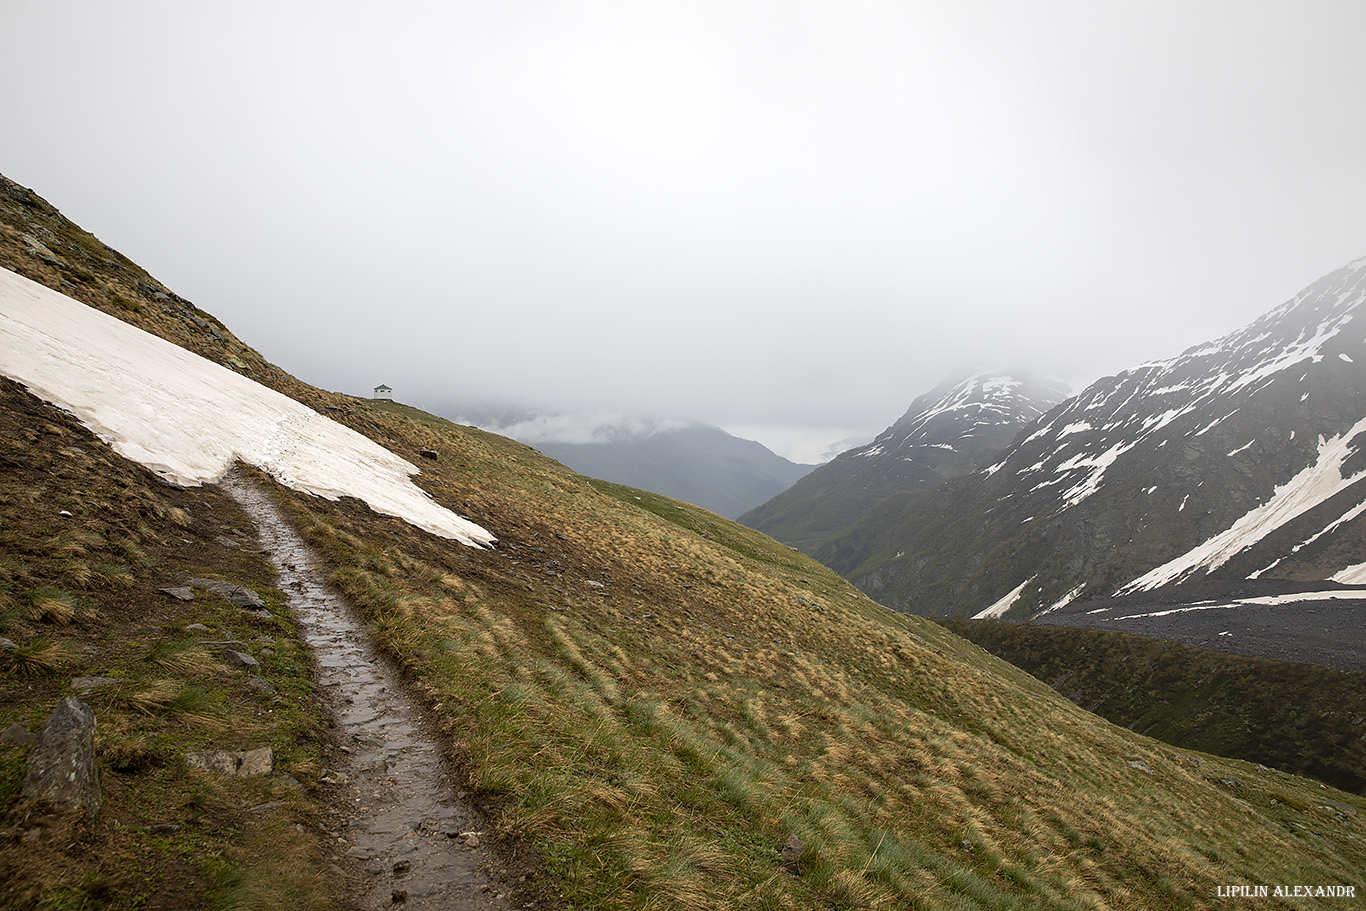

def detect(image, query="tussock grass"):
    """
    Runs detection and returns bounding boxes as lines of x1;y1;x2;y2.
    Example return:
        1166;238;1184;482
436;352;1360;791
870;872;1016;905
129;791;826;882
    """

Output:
145;640;224;676
102;678;179;714
0;637;74;676
270;400;1366;911
24;585;82;624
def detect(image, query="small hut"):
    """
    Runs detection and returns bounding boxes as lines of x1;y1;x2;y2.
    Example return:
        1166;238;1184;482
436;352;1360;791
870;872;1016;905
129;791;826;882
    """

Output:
373;384;392;401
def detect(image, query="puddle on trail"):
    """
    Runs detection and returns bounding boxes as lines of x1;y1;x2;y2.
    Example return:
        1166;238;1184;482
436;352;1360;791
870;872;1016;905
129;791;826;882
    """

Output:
223;473;510;911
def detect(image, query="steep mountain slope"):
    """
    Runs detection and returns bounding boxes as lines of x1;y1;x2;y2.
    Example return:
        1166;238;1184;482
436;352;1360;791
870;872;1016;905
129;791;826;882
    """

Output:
3;173;1365;908
824;256;1366;628
742;372;1068;553
527;421;814;520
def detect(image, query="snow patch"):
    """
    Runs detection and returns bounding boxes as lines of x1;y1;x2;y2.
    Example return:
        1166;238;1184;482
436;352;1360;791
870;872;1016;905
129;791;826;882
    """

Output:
1034;583;1086;617
1112;588;1366;620
0;268;495;548
972;577;1034;620
1118;417;1366;593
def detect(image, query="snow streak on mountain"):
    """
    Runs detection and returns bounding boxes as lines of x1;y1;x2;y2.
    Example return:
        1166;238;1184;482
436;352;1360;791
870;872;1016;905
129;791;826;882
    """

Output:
742;372;1067;554
823;256;1366;625
862;372;1070;464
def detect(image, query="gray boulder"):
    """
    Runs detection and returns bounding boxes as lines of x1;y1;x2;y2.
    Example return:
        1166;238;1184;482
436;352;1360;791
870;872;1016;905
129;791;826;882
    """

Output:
189;579;265;610
22;698;100;817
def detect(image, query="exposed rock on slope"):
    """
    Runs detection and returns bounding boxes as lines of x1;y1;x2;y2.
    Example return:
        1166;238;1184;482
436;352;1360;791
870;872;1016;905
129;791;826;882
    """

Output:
823;257;1366;621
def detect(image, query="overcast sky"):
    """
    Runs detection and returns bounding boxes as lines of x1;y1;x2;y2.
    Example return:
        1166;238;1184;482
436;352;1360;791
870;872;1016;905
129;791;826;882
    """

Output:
6;1;1366;461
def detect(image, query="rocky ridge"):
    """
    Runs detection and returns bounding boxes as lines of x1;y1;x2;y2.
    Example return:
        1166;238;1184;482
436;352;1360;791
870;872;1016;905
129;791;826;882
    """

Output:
742;371;1068;553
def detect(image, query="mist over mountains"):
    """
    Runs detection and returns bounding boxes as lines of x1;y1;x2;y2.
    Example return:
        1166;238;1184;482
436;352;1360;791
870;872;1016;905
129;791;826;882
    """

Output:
448;408;815;520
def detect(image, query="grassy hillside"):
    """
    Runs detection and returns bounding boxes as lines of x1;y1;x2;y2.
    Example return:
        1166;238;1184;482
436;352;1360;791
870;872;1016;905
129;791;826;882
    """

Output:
942;620;1366;796
3;173;1366;908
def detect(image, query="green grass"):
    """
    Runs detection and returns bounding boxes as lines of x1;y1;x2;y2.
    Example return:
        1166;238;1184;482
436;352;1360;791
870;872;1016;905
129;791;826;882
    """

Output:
943;619;1366;794
280;398;1366;910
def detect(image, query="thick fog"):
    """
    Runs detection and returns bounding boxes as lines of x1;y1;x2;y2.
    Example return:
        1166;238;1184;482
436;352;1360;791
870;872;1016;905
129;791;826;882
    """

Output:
6;1;1366;460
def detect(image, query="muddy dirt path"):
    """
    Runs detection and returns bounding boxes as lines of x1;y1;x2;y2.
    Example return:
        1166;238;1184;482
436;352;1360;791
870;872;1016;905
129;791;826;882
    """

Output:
222;473;510;911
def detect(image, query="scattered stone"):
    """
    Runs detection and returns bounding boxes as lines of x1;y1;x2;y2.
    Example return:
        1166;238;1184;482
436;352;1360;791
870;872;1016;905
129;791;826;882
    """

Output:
418;448;440;460
190;578;265;609
22;698;100;817
1127;760;1153;774
247;610;275;622
185;623;211;632
780;834;803;875
393;859;411;875
1;723;36;745
0;638;17;650
460;831;481;848
185;746;273;777
222;649;260;670
249;801;284;814
1323;801;1357;816
246;678;277;696
1220;776;1245;789
147;823;181;836
390;889;408;904
585;579;606;589
70;676;118;692
345;846;371;859
960;840;974;851
159;586;195;602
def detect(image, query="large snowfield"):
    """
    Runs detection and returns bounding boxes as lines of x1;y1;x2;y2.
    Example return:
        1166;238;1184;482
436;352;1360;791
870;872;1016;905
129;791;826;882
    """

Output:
0;267;495;548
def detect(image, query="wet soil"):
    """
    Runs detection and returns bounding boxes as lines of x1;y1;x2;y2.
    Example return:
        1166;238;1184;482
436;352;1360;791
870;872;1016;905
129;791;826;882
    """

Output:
222;473;510;911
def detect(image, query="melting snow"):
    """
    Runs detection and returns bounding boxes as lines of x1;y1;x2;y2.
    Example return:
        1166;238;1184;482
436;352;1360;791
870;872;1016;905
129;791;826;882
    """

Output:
1110;588;1366;621
1117;417;1366;593
1034;582;1086;617
0;268;495;548
1227;441;1254;457
972;577;1033;620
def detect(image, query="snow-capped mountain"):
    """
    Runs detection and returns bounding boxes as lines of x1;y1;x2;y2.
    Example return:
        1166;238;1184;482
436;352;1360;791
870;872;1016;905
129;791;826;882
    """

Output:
820;256;1366;630
741;372;1068;553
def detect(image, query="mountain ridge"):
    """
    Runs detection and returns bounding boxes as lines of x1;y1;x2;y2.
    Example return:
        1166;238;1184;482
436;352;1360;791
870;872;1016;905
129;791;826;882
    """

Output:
742;371;1068;553
819;255;1366;627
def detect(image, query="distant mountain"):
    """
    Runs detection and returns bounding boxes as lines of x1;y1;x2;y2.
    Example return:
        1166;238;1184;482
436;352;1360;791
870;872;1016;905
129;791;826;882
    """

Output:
741;372;1068;553
468;414;815;520
820;256;1366;634
5;170;1365;907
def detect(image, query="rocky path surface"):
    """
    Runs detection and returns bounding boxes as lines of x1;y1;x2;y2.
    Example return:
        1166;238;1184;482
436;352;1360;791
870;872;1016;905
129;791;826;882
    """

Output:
223;472;510;911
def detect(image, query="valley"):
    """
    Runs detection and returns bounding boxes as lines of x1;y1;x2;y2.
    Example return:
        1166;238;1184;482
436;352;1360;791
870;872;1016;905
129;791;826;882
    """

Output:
2;172;1365;909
